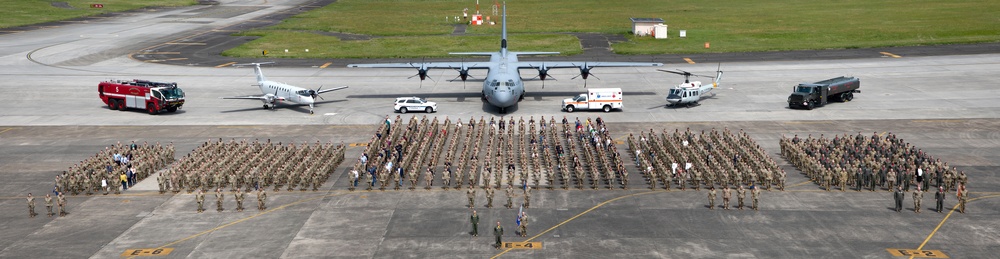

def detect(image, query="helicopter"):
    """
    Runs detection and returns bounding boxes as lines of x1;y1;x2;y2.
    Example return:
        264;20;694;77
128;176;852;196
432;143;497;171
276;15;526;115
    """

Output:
660;64;723;107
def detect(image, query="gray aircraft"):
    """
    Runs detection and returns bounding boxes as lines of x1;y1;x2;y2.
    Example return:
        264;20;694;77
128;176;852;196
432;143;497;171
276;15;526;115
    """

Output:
347;2;662;114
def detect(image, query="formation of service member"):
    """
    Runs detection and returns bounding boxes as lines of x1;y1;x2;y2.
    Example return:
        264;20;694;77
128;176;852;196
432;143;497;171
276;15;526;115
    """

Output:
470;210;480;237
467;187;476;208
57;192;67;216
215;188;224;212
751;185;760;211
518;211;528;237
494;221;504;250
485;187;494;208
523;186;531;208
257;189;267;210
505;185;514;209
913;186;923;213
235;189;245;212
195;189;205;213
736;185;746;210
26;193;36;218
935;186;946;213
722;186;732;210
893;186;904;212
708;187;716;210
44;193;54;217
957;184;968;213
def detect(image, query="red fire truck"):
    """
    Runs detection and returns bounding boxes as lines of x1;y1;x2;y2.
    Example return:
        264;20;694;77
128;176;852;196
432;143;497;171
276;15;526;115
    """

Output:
98;79;185;114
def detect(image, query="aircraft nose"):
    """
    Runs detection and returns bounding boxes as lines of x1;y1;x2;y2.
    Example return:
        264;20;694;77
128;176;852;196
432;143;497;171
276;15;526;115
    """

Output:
490;91;515;108
666;97;680;104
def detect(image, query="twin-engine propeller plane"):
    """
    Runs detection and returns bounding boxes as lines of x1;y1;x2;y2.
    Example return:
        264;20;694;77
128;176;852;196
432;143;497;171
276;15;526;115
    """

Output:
220;62;348;114
660;65;723;107
347;2;662;114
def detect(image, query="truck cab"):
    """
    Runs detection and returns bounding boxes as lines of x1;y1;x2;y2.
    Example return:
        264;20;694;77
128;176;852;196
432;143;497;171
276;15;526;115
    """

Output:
788;77;860;110
788;84;828;110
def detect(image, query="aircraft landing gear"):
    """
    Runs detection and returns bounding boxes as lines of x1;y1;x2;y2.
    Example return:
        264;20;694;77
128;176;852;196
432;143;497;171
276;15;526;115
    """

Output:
263;104;269;109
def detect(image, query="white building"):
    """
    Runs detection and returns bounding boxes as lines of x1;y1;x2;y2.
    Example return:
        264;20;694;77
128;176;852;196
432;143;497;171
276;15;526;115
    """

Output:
630;18;664;37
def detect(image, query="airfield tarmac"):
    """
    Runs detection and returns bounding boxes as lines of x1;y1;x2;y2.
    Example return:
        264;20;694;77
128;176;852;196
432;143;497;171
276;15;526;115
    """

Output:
1;0;999;258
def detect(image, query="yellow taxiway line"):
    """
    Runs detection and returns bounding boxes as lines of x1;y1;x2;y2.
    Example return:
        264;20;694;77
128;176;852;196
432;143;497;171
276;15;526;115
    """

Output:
214;62;236;68
491;190;665;258
880;52;902;58
683;58;696;64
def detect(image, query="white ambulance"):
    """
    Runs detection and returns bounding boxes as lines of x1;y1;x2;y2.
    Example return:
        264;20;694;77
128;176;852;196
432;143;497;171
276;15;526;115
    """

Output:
561;88;623;113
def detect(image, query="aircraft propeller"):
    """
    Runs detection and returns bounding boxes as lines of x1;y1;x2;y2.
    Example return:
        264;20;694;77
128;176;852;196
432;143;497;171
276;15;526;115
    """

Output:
449;59;475;89
571;62;599;88
527;63;554;88
309;85;324;100
408;59;433;88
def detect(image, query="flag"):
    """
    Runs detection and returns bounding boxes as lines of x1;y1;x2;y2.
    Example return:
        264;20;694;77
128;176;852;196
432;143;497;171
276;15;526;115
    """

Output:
516;205;523;226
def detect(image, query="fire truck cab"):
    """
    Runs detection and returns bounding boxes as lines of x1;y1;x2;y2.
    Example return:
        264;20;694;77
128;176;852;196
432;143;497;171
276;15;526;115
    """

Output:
98;79;185;115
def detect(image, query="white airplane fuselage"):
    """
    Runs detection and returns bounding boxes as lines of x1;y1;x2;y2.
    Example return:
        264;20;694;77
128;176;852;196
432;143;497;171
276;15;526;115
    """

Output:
258;80;316;108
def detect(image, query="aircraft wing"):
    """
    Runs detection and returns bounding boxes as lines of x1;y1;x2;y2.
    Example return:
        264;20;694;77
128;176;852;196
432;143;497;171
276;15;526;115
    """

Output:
347;62;492;69
219;95;284;101
514;61;662;69
316;86;349;95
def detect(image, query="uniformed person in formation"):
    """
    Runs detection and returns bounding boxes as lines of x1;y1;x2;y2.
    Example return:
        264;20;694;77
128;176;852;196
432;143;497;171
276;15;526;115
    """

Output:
57;192;67;216
257;189;267;211
470;210;480;237
467;187;476;208
957;184;968;213
722;186;731;210
708;187;716;210
215;188;224;212
751;185;760;211
912;186;923;213
505;185;514;209
893;186;904;212
196;189;205;213
518;211;528;237
494;221;504;250
235;189;245;212
935;186;946;213
26;193;36;218
485;187;494;208
737;185;746;210
44;193;54;217
523;186;531;208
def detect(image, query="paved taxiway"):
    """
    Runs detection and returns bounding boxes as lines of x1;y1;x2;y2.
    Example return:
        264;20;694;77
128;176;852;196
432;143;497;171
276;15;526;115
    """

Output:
1;0;998;258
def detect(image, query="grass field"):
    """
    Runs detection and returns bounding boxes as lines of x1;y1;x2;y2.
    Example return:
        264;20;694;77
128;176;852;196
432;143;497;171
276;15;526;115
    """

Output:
0;0;196;29
223;31;581;58
233;0;998;57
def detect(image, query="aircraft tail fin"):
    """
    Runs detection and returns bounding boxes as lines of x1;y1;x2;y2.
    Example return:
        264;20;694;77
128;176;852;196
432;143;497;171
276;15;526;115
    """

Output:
234;62;274;83
501;1;507;51
713;63;723;88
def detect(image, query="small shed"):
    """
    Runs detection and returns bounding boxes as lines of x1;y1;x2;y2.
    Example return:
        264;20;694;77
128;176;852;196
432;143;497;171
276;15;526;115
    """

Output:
630;18;664;37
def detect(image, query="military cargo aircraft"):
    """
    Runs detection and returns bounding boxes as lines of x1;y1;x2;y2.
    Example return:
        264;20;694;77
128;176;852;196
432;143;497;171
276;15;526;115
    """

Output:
347;2;661;114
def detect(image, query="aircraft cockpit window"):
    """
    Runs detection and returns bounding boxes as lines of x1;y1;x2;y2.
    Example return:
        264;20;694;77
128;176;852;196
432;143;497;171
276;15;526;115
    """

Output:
296;90;310;96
